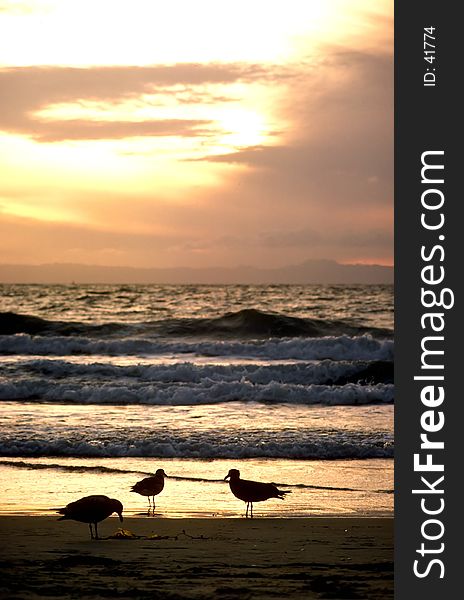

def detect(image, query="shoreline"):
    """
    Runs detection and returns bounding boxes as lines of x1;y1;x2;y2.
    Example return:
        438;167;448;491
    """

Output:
0;516;393;599
0;456;394;519
0;509;393;518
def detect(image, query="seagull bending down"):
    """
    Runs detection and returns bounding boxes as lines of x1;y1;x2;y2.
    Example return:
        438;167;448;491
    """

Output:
57;495;123;539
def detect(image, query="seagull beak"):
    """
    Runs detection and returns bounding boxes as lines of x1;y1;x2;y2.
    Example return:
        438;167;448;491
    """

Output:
224;473;230;481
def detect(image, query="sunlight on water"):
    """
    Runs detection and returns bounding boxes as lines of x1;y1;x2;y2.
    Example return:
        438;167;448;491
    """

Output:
0;402;393;460
0;284;394;518
0;284;394;330
0;458;393;518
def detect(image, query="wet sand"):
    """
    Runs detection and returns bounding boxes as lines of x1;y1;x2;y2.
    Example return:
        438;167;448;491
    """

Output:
0;517;393;599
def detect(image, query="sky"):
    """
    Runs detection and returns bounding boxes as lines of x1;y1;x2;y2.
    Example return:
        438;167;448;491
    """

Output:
0;0;393;270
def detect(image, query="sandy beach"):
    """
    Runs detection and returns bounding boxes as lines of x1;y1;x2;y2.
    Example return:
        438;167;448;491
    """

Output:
0;517;393;599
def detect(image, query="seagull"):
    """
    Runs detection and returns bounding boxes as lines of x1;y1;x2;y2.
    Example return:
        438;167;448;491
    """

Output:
224;469;291;518
130;468;167;513
56;495;123;539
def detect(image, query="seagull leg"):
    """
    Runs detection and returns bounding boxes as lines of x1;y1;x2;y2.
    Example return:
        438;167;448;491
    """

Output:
245;502;249;518
89;523;94;539
95;522;99;540
251;503;253;519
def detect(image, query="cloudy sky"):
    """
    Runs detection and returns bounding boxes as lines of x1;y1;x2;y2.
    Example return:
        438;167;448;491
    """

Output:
0;0;393;270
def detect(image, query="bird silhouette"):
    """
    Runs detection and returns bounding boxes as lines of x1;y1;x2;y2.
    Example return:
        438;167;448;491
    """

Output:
224;468;291;518
57;495;123;539
130;468;167;514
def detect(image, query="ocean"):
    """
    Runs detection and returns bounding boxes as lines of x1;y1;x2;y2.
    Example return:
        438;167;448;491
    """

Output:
0;284;393;518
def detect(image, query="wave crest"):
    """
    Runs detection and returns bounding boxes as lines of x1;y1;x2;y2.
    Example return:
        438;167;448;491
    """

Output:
0;333;394;361
0;435;393;460
0;309;392;339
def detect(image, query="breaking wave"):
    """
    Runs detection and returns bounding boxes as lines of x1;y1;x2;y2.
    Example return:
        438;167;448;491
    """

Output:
0;309;392;339
3;358;393;386
0;378;394;405
0;431;393;459
0;333;393;361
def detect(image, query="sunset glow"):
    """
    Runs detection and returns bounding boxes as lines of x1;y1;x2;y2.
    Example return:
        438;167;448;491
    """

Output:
0;0;393;269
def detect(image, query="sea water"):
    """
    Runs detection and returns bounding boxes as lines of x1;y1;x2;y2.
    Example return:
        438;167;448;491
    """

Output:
0;284;393;517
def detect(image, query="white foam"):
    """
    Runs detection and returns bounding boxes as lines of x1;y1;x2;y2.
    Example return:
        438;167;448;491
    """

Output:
0;377;394;406
0;333;394;361
0;433;393;459
2;357;390;386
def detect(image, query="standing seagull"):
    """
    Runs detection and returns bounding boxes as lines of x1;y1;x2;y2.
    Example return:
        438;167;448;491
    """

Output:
224;469;291;518
57;495;123;539
130;468;167;513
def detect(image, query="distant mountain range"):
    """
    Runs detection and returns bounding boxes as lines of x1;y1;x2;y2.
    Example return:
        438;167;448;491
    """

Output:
0;260;393;284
